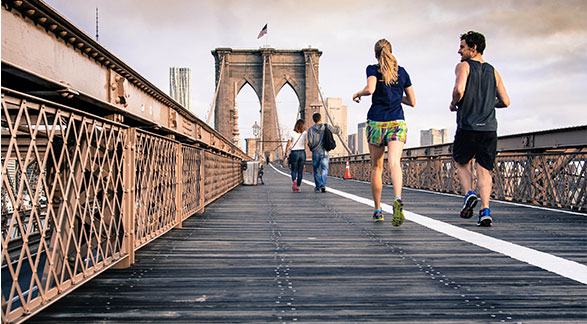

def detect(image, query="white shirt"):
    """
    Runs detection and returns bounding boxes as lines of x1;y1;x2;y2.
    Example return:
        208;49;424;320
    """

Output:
290;130;307;151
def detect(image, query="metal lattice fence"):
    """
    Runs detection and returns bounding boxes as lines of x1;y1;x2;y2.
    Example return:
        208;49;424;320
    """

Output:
1;90;246;323
330;151;586;212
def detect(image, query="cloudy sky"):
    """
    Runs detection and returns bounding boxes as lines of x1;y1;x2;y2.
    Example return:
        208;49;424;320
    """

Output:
43;0;587;149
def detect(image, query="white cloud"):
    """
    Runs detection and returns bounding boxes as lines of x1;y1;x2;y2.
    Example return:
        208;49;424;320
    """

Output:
41;0;587;151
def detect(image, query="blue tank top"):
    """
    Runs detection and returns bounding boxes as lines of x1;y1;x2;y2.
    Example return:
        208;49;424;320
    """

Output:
366;64;412;122
457;60;498;131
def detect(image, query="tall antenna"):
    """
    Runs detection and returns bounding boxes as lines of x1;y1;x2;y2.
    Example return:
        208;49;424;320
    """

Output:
95;7;99;42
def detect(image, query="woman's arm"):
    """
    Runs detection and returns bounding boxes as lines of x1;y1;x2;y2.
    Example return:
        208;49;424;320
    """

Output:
402;86;416;107
353;76;377;103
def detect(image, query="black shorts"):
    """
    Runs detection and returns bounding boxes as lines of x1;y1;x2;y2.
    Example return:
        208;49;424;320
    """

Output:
452;129;497;170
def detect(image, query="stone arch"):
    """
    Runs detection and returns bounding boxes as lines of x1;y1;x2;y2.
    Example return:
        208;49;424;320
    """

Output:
276;76;303;112
211;47;322;161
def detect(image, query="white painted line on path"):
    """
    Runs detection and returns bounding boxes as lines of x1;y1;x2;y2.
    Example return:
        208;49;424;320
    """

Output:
270;164;587;285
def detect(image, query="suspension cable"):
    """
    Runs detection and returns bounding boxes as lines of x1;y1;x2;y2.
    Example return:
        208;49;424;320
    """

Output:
207;56;225;125
308;55;352;155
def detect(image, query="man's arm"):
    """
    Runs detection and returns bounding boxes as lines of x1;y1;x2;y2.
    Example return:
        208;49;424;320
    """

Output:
449;62;469;111
494;69;510;108
328;124;341;135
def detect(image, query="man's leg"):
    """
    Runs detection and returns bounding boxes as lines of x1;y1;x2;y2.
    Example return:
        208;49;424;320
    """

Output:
368;144;385;210
320;153;329;190
456;160;480;219
476;163;492;210
456;160;473;194
312;152;320;190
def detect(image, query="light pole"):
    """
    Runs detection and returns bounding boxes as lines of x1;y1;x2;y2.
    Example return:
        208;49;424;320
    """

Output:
252;121;260;161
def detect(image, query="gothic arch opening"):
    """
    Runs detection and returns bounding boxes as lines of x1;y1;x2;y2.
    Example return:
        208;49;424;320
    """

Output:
234;82;261;152
275;82;301;152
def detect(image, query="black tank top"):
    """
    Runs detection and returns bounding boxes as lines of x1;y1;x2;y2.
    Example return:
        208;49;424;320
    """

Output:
457;60;497;131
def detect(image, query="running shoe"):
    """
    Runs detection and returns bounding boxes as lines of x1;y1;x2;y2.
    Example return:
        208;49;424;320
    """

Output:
373;209;384;222
460;190;479;219
392;198;405;226
314;187;321;192
292;180;297;192
295;184;301;192
320;186;326;193
478;208;493;227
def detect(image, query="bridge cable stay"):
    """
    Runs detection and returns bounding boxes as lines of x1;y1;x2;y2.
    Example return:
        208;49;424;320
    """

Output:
308;56;352;155
206;56;226;125
267;56;286;159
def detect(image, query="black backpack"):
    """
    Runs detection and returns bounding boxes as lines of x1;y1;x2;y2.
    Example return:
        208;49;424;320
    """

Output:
322;124;337;151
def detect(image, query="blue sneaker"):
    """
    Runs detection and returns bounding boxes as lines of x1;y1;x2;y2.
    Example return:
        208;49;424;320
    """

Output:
372;209;384;222
478;208;493;227
460;190;479;219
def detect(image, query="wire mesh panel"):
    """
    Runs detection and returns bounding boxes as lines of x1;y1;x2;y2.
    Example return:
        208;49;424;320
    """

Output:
133;130;178;248
330;151;586;212
494;152;586;211
181;144;203;218
1;90;128;322
203;151;242;205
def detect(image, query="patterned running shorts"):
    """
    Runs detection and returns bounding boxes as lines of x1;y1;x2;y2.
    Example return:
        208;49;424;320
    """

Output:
366;120;408;146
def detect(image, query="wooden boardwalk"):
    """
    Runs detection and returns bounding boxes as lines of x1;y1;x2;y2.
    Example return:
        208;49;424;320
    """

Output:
28;164;587;323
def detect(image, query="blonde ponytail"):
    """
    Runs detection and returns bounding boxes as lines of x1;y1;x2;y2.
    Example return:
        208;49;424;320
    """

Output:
375;39;398;85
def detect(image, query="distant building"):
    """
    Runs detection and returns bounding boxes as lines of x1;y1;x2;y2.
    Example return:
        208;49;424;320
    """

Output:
357;122;368;154
169;67;191;110
348;133;357;155
324;98;348;157
420;128;448;146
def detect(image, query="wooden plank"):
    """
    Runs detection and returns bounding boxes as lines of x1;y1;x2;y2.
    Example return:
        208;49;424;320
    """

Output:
27;165;587;323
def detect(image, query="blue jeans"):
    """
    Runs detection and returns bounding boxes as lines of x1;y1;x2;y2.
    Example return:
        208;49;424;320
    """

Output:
289;150;306;186
311;151;329;189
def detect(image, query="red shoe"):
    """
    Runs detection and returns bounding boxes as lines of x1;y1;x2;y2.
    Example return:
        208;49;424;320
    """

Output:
295;186;301;192
292;180;297;192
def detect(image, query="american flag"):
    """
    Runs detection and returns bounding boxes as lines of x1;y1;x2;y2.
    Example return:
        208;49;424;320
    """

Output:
257;24;267;39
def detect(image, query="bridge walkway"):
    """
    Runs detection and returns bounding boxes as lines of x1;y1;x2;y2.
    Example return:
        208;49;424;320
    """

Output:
28;164;587;323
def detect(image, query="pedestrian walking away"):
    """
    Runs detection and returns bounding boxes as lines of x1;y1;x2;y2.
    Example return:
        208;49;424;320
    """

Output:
307;112;340;193
449;30;510;227
285;119;307;192
353;38;416;226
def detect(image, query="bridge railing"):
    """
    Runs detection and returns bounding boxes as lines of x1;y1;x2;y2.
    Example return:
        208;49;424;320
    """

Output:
329;128;586;212
0;89;244;323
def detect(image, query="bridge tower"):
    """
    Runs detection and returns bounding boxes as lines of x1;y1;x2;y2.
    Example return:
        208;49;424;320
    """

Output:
211;48;322;161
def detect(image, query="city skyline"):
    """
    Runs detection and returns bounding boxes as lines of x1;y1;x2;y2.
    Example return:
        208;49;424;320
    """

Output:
41;0;587;149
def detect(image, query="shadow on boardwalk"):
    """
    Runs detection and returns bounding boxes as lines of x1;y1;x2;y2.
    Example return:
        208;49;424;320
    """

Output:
29;164;587;323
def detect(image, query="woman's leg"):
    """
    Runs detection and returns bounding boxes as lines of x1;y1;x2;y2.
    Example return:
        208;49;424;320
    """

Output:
290;156;297;182
387;140;405;198
369;144;385;210
296;152;305;187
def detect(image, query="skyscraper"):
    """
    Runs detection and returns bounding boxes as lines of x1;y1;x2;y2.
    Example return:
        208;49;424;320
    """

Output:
324;97;348;157
420;128;448;146
357;122;368;154
169;67;191;110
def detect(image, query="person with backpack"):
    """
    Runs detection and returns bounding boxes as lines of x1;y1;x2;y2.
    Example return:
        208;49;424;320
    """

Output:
307;112;339;192
352;38;416;226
